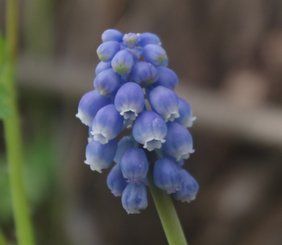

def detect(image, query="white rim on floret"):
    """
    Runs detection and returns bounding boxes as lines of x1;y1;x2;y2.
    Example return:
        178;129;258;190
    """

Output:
176;148;195;161
75;110;92;126
143;137;166;151
184;116;197;128
165;111;180;122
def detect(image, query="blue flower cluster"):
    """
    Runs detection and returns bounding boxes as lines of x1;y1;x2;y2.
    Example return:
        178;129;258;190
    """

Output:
76;29;199;214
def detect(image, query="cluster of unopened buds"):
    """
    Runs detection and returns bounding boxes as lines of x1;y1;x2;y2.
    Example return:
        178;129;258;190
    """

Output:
76;29;199;214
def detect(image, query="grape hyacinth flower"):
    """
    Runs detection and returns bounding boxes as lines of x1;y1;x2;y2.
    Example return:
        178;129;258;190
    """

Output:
76;29;199;223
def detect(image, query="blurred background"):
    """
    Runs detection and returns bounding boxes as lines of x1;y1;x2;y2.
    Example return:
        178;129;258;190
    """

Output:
0;0;282;244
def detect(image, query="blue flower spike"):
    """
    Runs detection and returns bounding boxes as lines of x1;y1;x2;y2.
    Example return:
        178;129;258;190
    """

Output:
76;90;111;126
91;104;123;144
77;29;199;216
149;86;180;122
85;139;117;173
122;183;148;214
107;163;127;197
111;49;134;76
114;82;145;123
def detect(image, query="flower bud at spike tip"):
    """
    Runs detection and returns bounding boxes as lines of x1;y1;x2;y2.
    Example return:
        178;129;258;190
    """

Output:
138;32;161;46
111;49;134;75
85;139;117;173
131;61;158;86
91;104;123;144
149;86;180;122
120;147;149;182
173;169;199;202
107;164;127;197
76;90;111;126
102;29;123;42
133;111;167;151
143;44;168;66
114;82;145;123
122;183;148;214
123;33;139;48
97;41;120;62
94;69;121;96
153;157;181;194
163;122;194;161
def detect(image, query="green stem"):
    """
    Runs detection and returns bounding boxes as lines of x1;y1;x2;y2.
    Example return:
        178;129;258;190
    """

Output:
149;181;188;245
3;0;35;244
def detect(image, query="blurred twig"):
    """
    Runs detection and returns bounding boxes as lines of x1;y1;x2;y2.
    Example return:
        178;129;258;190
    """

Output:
17;55;282;148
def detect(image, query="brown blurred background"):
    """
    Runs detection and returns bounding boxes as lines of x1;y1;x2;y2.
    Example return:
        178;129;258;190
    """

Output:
0;0;282;244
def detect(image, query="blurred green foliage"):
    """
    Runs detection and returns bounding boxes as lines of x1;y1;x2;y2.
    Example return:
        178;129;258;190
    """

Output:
0;132;57;224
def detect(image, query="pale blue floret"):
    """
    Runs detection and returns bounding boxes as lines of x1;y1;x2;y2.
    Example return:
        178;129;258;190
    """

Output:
93;69;121;96
114;136;137;164
163;122;194;161
85;139;117;173
143;44;168;66
154;66;179;89
153;157;181;194
107;163;127;197
114;82;145;123
123;33;139;48
120;147;149;182
76;90;111;126
121;183;148;214
138;32;161;46
132;111;167;151
149;86;180;122
91;104;124;144
97;41;120;61
173;169;199;202
95;61;111;75
101;29;123;42
111;49;134;75
176;98;196;128
130;61;158;86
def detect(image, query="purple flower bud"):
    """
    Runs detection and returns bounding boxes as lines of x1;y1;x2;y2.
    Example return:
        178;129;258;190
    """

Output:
101;29;123;42
95;61;111;75
114;82;145;123
138;32;161;46
111;49;134;75
107;164;127;197
93;69;121;96
76;90;111;126
133;111;167;151
97;41;120;61
176;98;196;128
85;139;117;173
149;86;179;122
114;136;137;164
163;122;194;161
91;104;123;144
120;147;149;182
153;157;181;194
173;169;199;202
143;44;168;66
154;67;179;89
123;33;139;48
122;183;148;214
131;61;158;86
